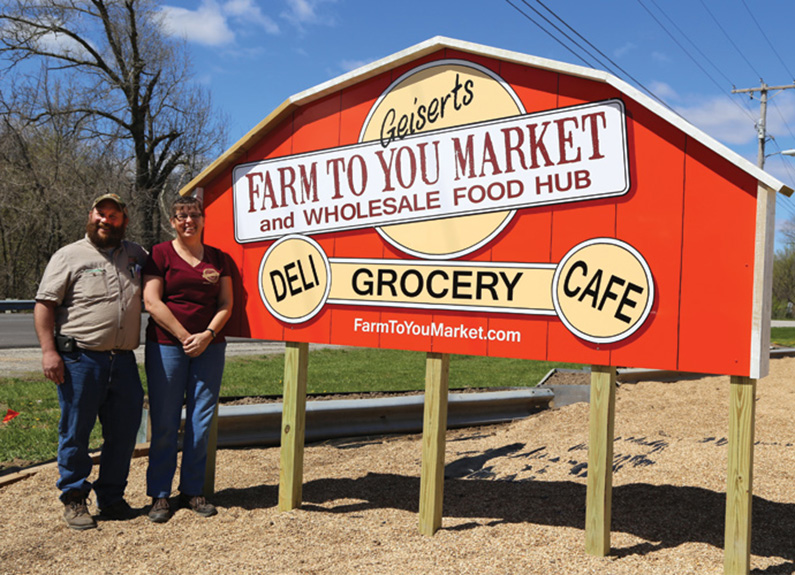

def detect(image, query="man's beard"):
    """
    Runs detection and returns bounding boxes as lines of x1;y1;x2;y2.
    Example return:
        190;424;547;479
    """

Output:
86;220;126;248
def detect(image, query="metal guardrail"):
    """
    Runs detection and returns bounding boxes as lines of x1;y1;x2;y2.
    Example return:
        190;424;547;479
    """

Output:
0;300;34;312
205;387;556;448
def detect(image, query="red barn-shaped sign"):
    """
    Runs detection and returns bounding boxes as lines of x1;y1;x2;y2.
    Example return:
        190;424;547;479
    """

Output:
182;37;791;379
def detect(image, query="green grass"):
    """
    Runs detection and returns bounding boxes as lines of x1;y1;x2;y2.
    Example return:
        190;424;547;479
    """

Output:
0;375;103;466
5;326;793;470
220;348;575;396
0;347;575;469
770;327;795;347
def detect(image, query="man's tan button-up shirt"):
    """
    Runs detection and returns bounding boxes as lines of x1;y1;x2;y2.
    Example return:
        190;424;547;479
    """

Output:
35;236;148;351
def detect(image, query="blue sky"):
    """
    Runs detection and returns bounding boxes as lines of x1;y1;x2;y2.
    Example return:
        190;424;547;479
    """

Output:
160;0;795;237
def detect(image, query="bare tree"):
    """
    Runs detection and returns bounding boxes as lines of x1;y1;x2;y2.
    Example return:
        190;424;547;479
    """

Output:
0;74;129;297
0;0;227;249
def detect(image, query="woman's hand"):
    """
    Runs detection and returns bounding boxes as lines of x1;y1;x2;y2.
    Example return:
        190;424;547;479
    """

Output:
182;330;214;357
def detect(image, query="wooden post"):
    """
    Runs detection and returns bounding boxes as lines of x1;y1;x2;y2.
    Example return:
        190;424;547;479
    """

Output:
202;403;220;497
418;352;450;536
585;364;616;556
724;376;756;575
278;341;309;511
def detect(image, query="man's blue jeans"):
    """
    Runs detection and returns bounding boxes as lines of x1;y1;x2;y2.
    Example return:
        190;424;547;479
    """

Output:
145;341;226;498
56;349;144;508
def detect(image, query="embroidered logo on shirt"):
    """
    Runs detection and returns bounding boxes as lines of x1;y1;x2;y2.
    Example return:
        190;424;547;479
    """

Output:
203;267;220;284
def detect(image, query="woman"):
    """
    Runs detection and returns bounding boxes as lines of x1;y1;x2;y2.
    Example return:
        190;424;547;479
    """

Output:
143;196;233;523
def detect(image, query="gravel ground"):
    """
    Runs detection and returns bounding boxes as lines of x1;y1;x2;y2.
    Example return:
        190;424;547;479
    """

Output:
1;358;794;574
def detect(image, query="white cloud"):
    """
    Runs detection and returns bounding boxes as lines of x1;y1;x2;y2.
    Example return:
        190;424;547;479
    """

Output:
765;159;795;189
223;0;280;34
284;0;317;23
6;18;92;59
767;93;795;145
34;31;91;59
651;51;671;64
614;42;636;59
674;96;757;145
159;0;279;47
648;81;679;103
339;59;370;73
282;0;336;27
670;91;795;155
160;3;234;46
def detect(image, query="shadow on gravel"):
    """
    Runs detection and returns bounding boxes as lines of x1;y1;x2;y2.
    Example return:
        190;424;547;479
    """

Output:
227;472;795;567
214;483;279;511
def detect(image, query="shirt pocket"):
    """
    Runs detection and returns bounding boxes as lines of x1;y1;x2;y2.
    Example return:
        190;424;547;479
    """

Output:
123;264;142;299
76;268;108;299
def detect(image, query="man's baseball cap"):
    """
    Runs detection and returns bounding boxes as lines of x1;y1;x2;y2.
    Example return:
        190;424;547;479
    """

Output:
90;193;127;213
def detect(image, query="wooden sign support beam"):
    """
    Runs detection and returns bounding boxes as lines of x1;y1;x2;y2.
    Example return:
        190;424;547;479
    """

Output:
585;364;617;556
279;341;309;511
203;403;220;497
724;376;756;575
419;352;450;536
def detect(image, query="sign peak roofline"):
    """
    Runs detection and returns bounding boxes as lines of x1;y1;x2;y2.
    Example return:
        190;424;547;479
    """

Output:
180;36;792;198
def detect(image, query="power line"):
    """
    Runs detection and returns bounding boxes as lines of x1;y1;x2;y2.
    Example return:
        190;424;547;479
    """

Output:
770;99;795;143
768;135;795;219
502;0;598;69
775;188;795;220
644;0;733;87
735;0;795;165
698;0;762;79
531;0;671;109
635;0;757;124
732;82;795;168
776;195;795;222
511;0;608;70
636;0;795;154
505;0;675;112
740;0;795;81
501;0;795;195
644;0;758;119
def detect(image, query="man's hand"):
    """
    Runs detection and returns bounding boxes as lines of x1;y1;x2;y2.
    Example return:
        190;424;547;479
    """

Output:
34;300;64;385
41;349;65;385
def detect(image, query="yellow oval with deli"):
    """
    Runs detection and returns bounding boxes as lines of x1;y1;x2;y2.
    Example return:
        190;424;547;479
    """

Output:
259;235;330;323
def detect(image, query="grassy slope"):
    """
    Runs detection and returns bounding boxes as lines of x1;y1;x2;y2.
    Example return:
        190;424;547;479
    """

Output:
0;348;577;467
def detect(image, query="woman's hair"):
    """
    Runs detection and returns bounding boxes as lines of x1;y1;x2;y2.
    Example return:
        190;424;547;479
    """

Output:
171;195;204;217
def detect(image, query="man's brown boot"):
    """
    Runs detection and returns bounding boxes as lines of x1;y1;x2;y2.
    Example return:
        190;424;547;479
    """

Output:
63;491;97;531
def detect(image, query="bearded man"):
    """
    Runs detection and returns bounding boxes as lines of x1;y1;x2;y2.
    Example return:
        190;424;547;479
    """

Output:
34;194;148;530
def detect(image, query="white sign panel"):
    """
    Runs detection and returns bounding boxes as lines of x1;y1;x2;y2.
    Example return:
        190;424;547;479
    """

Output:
232;99;629;244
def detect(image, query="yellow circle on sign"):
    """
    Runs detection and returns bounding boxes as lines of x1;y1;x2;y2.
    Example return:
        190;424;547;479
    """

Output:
360;60;523;259
259;235;330;323
552;239;653;343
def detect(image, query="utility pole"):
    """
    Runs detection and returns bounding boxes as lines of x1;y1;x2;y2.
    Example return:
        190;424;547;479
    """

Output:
732;81;795;168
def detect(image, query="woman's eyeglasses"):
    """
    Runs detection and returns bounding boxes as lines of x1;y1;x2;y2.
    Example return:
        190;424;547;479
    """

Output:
173;213;203;222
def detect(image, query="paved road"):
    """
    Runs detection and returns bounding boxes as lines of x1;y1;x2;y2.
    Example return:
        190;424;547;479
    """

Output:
0;312;272;348
0;312;314;378
0;312;150;348
0;340;295;378
0;313;39;348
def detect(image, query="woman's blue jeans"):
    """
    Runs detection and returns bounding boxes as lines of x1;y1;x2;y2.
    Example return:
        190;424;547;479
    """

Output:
145;341;226;498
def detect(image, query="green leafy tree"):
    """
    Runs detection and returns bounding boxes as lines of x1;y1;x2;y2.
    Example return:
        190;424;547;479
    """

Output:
773;245;795;318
